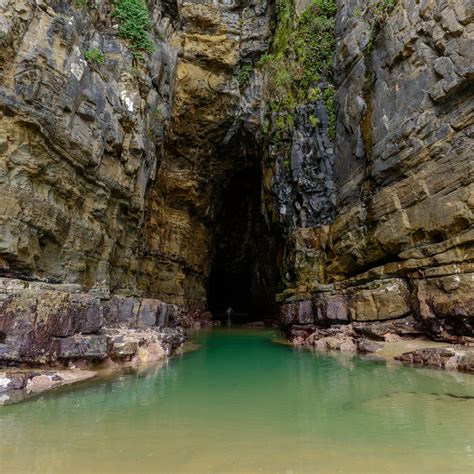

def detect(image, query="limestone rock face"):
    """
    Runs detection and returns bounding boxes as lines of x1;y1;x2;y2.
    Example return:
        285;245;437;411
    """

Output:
0;0;273;364
277;0;474;343
0;0;177;296
139;0;274;310
332;0;473;287
0;1;201;364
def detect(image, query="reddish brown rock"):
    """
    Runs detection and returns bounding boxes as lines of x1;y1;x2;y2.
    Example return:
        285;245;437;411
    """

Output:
395;347;474;373
278;300;314;327
414;273;474;339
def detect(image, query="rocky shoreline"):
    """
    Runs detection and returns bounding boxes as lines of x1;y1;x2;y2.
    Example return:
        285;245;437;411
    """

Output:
0;277;213;365
287;321;474;374
0;275;215;405
0;324;192;406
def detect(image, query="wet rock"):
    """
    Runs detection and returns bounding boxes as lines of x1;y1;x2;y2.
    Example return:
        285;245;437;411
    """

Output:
159;327;186;352
352;316;425;341
414;273;474;340
52;335;109;361
0;368;96;405
289;324;317;341
357;339;383;354
395;347;474;373
278;300;314;326
131;340;166;366
104;326;185;361
340;339;357;353
0;372;28;392
292;324;357;353
0;276;193;365
313;292;349;323
26;374;57;393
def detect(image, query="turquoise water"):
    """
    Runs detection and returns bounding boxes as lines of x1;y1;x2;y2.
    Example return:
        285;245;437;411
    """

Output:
1;328;474;473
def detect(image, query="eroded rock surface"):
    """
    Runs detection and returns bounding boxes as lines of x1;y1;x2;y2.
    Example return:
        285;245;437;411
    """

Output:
276;0;474;350
0;0;473;372
0;277;186;365
0;368;96;405
0;0;177;295
141;0;274;310
0;0;214;366
395;347;474;373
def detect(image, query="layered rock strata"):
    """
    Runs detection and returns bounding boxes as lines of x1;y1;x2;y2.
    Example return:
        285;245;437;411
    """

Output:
276;0;474;350
0;0;177;296
141;0;274;310
0;0;274;365
0;0;202;366
0;276;188;365
0;0;472;371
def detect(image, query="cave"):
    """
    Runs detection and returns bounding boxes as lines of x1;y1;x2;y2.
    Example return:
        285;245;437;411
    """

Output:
207;167;279;325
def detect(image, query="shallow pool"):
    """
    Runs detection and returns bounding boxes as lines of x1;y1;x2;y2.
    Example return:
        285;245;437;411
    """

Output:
1;328;473;473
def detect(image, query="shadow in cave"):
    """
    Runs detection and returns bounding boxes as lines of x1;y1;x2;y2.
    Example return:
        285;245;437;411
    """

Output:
207;167;279;326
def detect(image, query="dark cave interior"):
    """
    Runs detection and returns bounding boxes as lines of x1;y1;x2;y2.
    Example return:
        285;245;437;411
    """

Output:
207;167;279;324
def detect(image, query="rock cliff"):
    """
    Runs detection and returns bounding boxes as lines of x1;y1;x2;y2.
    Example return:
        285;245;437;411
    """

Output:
274;0;474;347
0;0;189;364
0;0;473;366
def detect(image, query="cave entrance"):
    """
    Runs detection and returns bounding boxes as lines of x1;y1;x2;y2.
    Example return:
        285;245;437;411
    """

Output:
207;167;279;325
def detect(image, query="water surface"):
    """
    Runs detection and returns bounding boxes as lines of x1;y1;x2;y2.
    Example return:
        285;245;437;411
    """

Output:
1;328;473;473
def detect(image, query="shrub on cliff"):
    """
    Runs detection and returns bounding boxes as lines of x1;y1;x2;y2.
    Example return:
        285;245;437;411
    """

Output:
85;47;106;64
111;0;155;59
260;0;337;140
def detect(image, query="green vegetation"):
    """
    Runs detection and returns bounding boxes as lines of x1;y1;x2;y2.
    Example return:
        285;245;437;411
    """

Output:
259;0;337;140
153;105;166;121
111;0;155;60
352;5;362;18
322;85;336;138
74;0;87;7
366;0;398;52
85;47;106;64
237;63;254;89
309;115;319;127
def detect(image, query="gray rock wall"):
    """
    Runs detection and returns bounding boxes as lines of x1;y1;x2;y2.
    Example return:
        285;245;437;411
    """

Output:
276;0;474;342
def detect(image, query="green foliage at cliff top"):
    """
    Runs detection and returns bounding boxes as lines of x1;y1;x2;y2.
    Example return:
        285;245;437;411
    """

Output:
260;0;337;140
111;0;155;59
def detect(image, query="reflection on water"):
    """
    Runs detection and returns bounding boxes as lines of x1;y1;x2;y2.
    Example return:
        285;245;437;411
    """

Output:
1;328;473;473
